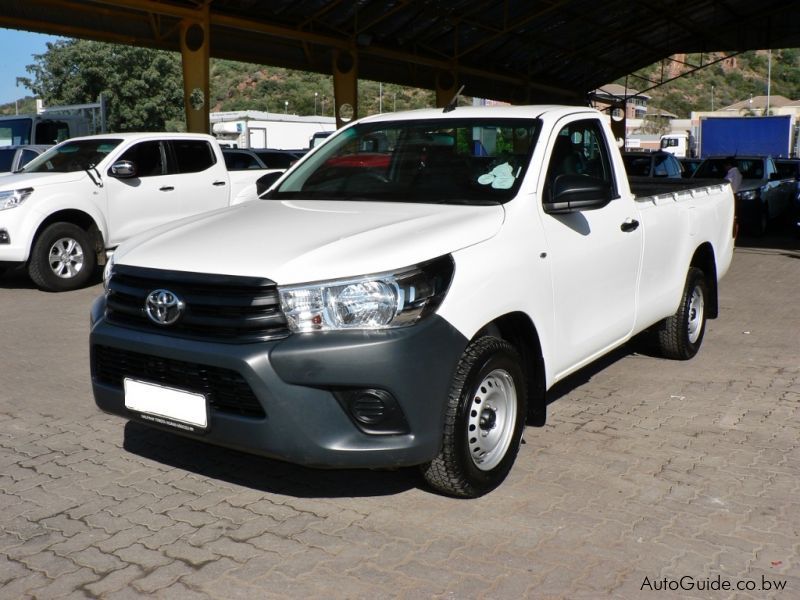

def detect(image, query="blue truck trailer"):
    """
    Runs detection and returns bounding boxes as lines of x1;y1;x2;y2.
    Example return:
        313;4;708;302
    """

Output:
698;115;794;159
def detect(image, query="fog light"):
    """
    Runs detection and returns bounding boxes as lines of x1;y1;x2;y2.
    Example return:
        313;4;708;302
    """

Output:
334;388;410;435
0;229;9;244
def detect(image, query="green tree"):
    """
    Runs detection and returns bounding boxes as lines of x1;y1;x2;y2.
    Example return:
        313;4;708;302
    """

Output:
18;39;184;132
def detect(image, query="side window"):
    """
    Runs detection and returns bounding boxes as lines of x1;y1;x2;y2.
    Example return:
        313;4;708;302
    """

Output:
666;156;681;178
653;155;668;177
118;141;165;177
19;149;40;168
544;119;614;201
35;120;71;145
170;140;216;174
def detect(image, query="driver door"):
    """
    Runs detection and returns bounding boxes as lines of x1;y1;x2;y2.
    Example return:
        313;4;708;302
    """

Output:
105;140;183;246
540;117;643;377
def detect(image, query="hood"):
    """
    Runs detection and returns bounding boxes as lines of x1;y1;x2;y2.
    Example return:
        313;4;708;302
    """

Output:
0;170;87;189
115;199;505;284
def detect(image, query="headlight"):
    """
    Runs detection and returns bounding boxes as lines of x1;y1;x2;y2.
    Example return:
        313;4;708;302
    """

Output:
103;253;115;292
0;188;34;210
737;189;758;201
279;255;454;332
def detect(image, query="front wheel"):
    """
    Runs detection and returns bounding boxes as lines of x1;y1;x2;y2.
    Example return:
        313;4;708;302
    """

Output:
28;223;97;292
657;267;707;360
421;337;527;498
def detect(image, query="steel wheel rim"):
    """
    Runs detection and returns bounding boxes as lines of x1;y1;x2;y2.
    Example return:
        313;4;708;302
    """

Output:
687;285;704;344
467;368;517;471
48;237;85;279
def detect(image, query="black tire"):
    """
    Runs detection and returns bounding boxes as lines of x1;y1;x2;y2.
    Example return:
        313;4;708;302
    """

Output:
657;267;707;360
28;223;97;292
421;336;527;498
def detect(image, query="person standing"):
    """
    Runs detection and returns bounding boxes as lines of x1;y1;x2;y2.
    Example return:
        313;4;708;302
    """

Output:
723;157;742;193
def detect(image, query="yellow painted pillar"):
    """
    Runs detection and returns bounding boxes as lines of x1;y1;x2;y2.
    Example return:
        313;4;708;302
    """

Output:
332;49;358;128
179;9;210;133
435;71;458;108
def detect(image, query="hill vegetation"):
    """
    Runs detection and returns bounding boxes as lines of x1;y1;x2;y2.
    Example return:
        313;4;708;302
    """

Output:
618;49;800;117
2;40;798;128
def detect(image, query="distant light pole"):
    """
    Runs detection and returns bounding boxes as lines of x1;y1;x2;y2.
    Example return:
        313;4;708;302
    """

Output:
314;92;318;116
766;49;772;115
284;100;289;114
711;86;714;112
379;82;383;113
321;96;326;116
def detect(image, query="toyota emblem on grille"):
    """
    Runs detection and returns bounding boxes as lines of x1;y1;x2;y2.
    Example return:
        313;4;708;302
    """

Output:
145;289;185;326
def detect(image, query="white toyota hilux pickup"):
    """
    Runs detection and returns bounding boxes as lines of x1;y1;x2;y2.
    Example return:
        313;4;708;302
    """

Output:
0;132;276;291
91;106;735;497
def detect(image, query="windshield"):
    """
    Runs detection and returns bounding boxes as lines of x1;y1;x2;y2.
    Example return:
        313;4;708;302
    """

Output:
694;158;764;180
0;118;33;146
22;138;123;173
267;118;541;204
622;154;652;176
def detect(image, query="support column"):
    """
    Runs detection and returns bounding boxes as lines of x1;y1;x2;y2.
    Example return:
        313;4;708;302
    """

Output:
332;49;358;128
435;70;458;108
609;100;627;148
179;9;210;134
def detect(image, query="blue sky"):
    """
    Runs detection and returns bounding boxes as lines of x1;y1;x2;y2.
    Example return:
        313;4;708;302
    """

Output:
0;28;63;105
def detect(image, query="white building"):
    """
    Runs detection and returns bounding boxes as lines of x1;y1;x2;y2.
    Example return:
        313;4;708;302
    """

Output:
210;111;337;150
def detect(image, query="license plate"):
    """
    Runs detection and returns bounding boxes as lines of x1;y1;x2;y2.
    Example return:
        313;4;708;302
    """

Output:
124;379;208;430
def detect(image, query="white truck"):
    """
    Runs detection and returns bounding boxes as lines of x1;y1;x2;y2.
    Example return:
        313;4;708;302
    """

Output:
91;106;735;497
0;132;276;291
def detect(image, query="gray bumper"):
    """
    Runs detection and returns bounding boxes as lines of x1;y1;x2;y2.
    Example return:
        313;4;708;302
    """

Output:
90;296;467;468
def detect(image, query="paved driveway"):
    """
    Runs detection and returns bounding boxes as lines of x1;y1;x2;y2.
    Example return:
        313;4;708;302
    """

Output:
1;240;798;599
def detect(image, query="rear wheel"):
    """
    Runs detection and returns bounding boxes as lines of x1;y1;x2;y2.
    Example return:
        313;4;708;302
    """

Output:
657;267;707;360
421;336;527;498
28;223;96;292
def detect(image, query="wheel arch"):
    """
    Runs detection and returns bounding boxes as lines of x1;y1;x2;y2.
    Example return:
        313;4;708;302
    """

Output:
31;210;106;266
474;311;546;424
690;242;718;319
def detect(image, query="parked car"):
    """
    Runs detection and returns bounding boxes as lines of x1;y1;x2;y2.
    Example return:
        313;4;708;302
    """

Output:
621;150;683;179
92;105;735;498
0;145;50;174
775;158;800;237
693;155;794;235
222;148;267;171
0;133;272;291
251;148;305;169
679;157;702;178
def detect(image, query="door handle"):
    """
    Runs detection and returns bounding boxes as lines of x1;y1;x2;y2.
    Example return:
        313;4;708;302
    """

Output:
620;219;640;232
159;186;174;192
212;180;227;186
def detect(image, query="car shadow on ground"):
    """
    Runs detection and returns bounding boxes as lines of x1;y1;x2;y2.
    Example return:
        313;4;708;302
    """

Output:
123;421;421;498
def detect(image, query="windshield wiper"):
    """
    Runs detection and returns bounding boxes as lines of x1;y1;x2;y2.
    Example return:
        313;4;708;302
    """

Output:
85;164;103;188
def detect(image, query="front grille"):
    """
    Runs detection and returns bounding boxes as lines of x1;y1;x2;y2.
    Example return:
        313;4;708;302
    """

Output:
106;265;289;343
93;345;265;418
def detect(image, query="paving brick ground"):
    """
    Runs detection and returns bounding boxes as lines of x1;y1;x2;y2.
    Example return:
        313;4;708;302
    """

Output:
1;235;798;599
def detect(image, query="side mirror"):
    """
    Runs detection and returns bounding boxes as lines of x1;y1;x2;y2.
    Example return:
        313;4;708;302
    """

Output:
769;172;781;181
543;175;613;214
109;160;137;178
256;170;284;196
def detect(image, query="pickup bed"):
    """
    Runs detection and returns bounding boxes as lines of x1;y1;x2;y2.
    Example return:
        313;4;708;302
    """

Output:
0;133;277;291
90;106;735;497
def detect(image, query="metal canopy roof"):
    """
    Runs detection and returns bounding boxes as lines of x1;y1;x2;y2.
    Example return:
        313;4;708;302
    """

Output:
2;0;799;103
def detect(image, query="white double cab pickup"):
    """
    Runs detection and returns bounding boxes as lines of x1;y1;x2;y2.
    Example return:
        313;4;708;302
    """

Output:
91;106;735;497
0;132;275;291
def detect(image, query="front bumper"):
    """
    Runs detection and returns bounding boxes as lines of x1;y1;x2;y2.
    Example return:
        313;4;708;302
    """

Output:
0;206;34;263
90;296;468;468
